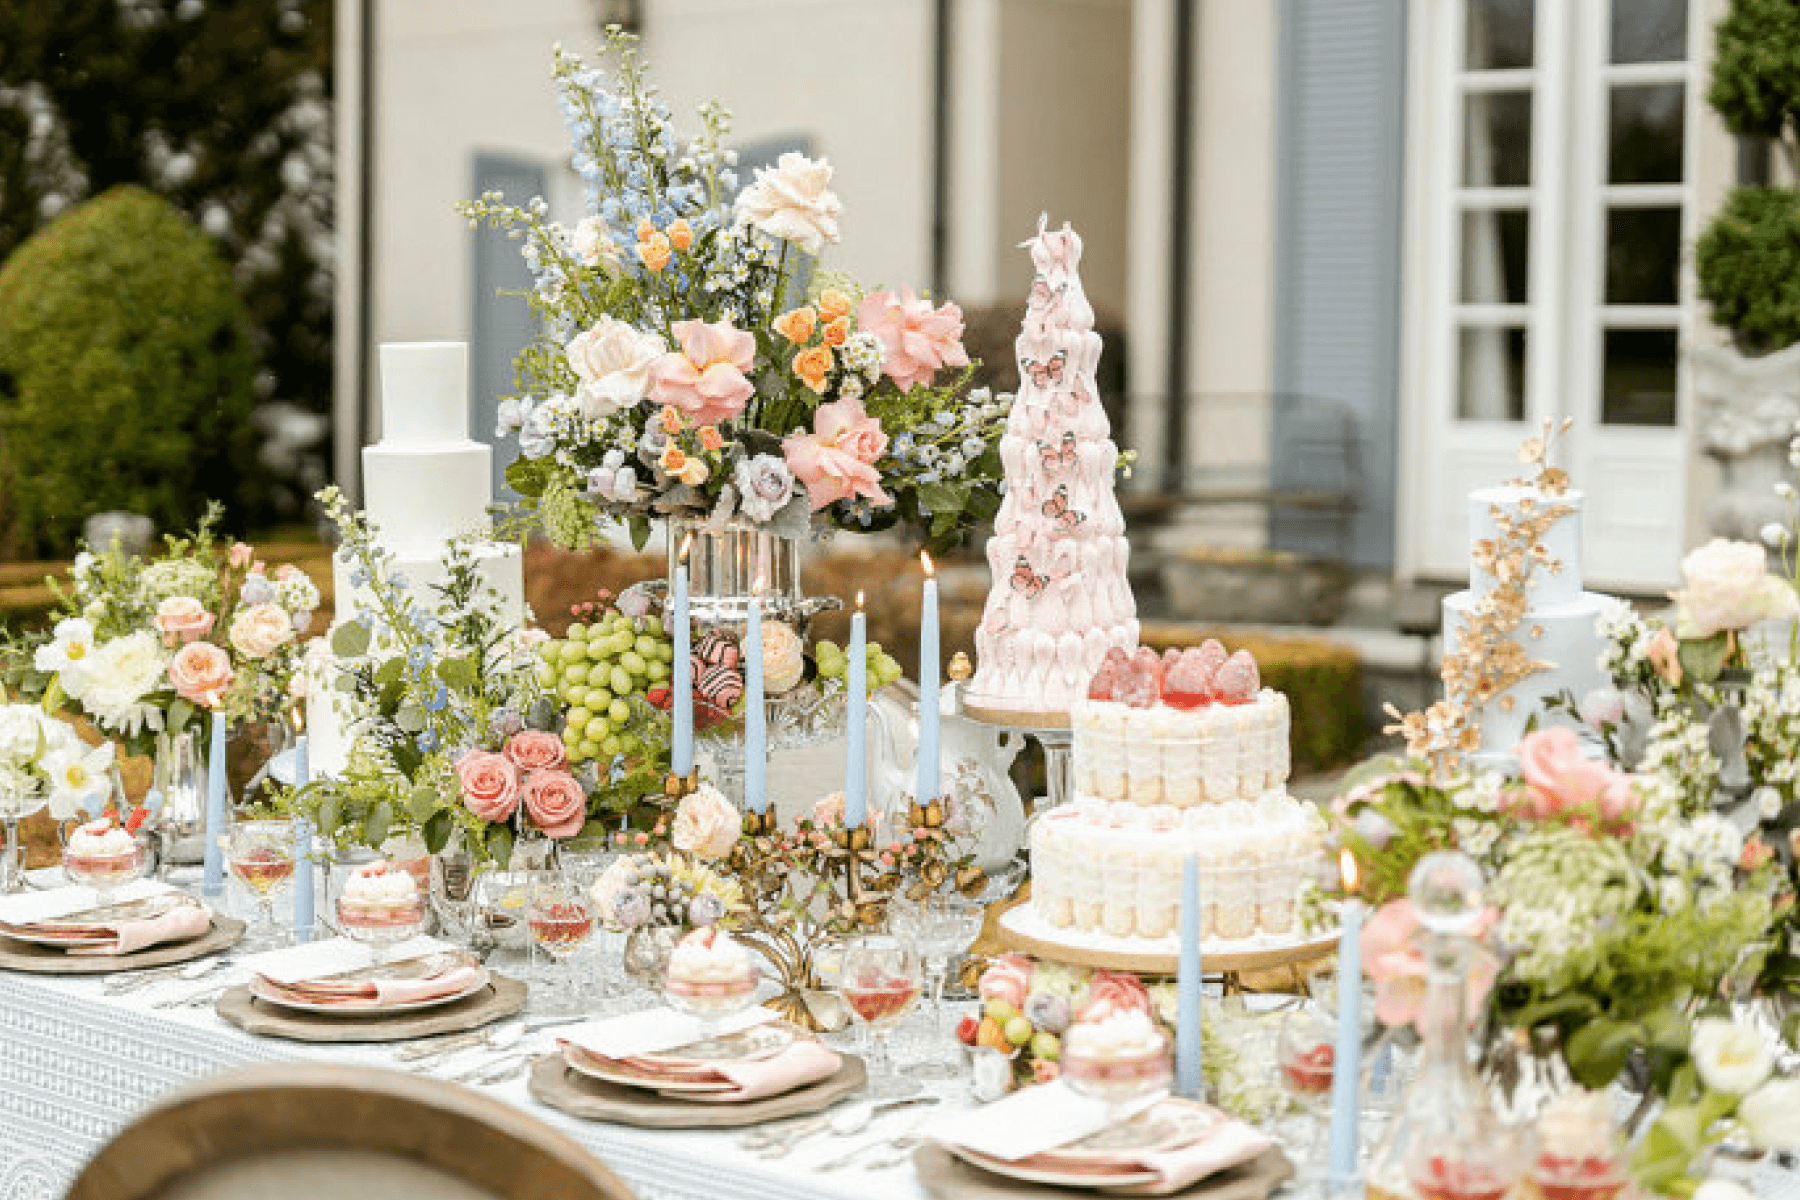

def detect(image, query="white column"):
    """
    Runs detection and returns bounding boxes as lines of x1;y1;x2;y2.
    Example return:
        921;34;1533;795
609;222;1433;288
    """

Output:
1126;0;1176;491
946;0;1004;305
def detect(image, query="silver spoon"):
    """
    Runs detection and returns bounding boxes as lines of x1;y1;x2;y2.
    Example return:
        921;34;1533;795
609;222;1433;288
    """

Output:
105;957;222;995
754;1095;938;1158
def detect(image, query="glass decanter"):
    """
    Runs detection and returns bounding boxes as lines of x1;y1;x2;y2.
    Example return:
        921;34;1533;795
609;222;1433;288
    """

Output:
1366;851;1530;1200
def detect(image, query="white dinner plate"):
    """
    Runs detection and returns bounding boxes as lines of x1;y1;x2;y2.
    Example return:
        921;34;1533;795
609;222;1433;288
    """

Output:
247;964;489;1015
560;1044;738;1095
638;1021;795;1067
0;895;202;949
945;1143;1163;1190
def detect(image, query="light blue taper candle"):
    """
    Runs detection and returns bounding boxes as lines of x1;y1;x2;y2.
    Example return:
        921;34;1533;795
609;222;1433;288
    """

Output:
743;585;768;813
1176;852;1203;1097
671;538;694;777
1327;853;1365;1181
201;710;227;898
845;596;868;828
914;554;940;805
292;733;315;942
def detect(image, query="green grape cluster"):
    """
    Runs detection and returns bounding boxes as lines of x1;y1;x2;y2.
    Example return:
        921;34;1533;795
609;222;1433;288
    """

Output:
536;613;675;764
813;638;904;690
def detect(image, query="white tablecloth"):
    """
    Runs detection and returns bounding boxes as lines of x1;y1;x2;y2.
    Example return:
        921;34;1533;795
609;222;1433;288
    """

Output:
0;968;943;1200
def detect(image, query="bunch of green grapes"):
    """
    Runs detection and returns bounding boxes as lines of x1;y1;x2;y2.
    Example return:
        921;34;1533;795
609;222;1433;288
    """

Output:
813;638;904;690
536;613;675;764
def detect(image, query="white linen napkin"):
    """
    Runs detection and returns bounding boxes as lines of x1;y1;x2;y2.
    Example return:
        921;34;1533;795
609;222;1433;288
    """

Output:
0;879;174;926
239;934;453;984
923;1079;1166;1162
559;1005;778;1059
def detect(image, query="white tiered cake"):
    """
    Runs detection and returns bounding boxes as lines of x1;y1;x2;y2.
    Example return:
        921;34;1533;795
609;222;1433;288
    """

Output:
308;342;526;774
1440;486;1606;756
967;219;1138;716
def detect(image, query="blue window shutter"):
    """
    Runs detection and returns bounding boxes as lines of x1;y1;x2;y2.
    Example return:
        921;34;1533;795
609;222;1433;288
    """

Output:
1273;0;1407;568
470;152;547;504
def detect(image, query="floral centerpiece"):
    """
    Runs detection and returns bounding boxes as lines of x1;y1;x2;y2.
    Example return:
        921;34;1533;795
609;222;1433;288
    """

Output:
461;29;1006;553
3;506;320;756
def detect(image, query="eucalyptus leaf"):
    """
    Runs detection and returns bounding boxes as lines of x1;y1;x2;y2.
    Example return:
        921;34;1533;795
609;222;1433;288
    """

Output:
331;621;371;658
918;482;962;515
365;800;393;848
374;658;405;688
317;793;341;836
1565;1018;1642;1089
628;516;652;552
407;784;440;821
488;824;515;868
436;657;478;691
1677;633;1731;684
423;809;453;854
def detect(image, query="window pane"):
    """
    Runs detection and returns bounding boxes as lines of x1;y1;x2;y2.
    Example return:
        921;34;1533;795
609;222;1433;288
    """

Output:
1609;84;1685;184
1605;208;1682;305
1601;328;1678;425
1611;0;1687;64
1461;209;1530;303
1464;91;1533;187
1466;0;1534;70
1458;327;1528;420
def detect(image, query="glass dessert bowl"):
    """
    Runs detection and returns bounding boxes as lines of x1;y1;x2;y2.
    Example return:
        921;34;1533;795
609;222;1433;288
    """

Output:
663;927;759;1022
63;815;149;900
1062;1007;1174;1105
335;859;424;962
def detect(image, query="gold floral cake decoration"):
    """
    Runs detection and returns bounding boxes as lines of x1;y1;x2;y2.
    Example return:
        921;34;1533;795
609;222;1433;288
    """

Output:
1385;418;1576;776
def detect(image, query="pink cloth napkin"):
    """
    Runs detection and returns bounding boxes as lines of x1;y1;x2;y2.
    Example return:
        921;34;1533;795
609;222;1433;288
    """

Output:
256;964;483;1009
1017;1116;1275;1196
66;904;212;956
562;1036;842;1102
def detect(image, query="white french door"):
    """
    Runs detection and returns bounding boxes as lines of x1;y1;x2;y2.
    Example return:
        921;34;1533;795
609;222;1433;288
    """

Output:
1402;0;1699;590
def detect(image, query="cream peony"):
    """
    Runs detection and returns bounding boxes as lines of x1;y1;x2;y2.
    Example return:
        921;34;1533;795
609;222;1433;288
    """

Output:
1738;1077;1800;1151
671;784;740;858
1671;538;1800;638
733;151;842;256
570;214;622;272
1690;1018;1772;1095
73;632;170;737
565;317;665;419
0;706;45;761
229;603;296;659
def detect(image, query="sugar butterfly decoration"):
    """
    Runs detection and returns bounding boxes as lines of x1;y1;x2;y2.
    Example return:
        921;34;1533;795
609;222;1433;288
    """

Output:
1037;432;1078;471
1009;556;1050;600
1023;351;1066;389
1040;486;1087;531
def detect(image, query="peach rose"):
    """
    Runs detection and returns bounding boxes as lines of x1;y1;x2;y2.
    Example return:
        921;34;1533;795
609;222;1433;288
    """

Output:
456;751;520;822
522;768;587;838
1647;626;1683;686
638;230;672;272
823;316;850;347
168;641;234;708
678;456;709;487
817;289;852;322
1362;899;1497;1029
153;596;215;646
228;542;254;568
668;218;693;251
856;286;970;392
659;405;685;435
817;395;886;464
773;306;817;345
671;784;740;858
1515;727;1639;825
1079;970;1153;1022
660;444;690;476
698;425;724;453
648;318;756;426
782;395;892;511
811;791;845;828
229;602;295;660
505;730;567;772
636;217;656;242
978;953;1033;1009
793;344;833;394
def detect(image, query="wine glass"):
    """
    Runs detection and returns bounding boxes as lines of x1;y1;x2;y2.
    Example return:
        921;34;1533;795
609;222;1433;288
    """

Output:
838;935;925;1099
1275;970;1341;1177
896;894;986;1079
527;869;597;1014
0;790;46;894
227;819;296;950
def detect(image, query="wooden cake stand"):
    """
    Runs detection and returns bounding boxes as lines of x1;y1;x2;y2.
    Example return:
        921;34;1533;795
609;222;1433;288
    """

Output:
991;894;1337;994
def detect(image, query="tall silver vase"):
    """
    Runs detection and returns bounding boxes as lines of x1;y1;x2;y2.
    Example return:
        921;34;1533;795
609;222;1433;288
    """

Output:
665;518;836;632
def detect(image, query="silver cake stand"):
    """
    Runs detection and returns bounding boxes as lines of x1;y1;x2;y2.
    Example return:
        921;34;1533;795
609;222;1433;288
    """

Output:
953;655;1076;814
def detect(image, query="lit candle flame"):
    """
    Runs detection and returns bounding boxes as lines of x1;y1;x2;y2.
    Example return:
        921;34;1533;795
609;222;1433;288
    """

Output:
752;574;765;597
677;532;695;564
1339;848;1359;895
855;590;865;611
921;550;935;577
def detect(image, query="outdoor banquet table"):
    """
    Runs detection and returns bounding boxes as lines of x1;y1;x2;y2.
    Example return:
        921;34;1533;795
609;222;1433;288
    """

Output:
0;967;943;1200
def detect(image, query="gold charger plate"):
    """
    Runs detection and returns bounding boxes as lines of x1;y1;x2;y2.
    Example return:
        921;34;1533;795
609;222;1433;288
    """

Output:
0;914;244;975
215;973;526;1043
912;1143;1294;1199
526;1049;866;1128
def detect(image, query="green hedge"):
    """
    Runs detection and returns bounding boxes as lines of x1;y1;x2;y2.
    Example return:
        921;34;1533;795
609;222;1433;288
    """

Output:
0;185;257;557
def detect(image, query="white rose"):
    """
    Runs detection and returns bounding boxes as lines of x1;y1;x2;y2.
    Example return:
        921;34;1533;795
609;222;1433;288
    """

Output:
733;151;842;256
0;706;44;762
1577;686;1624;729
670;784;741;859
1671;538;1800;638
570;215;621;272
1739;1077;1800;1150
564;318;665;419
1694;1181;1755;1200
1690;1018;1773;1095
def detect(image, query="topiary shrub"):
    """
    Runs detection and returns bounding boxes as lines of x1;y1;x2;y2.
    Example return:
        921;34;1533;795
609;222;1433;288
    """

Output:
1696;186;1800;356
0;185;258;557
1708;0;1800;138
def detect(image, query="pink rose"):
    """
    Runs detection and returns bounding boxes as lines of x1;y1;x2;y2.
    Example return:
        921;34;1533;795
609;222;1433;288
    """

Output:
647;318;756;426
856;286;970;392
811;791;845;828
1647;626;1683;686
522;768;587;839
505;730;568;773
1514;727;1640;825
1078;970;1153;1023
816;396;887;464
168;641;234;708
228;602;295;660
228;542;254;568
1361;899;1497;1030
782;396;893;512
456;751;520;822
978;952;1033;1009
1031;1058;1062;1085
153;596;215;646
670;784;741;858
